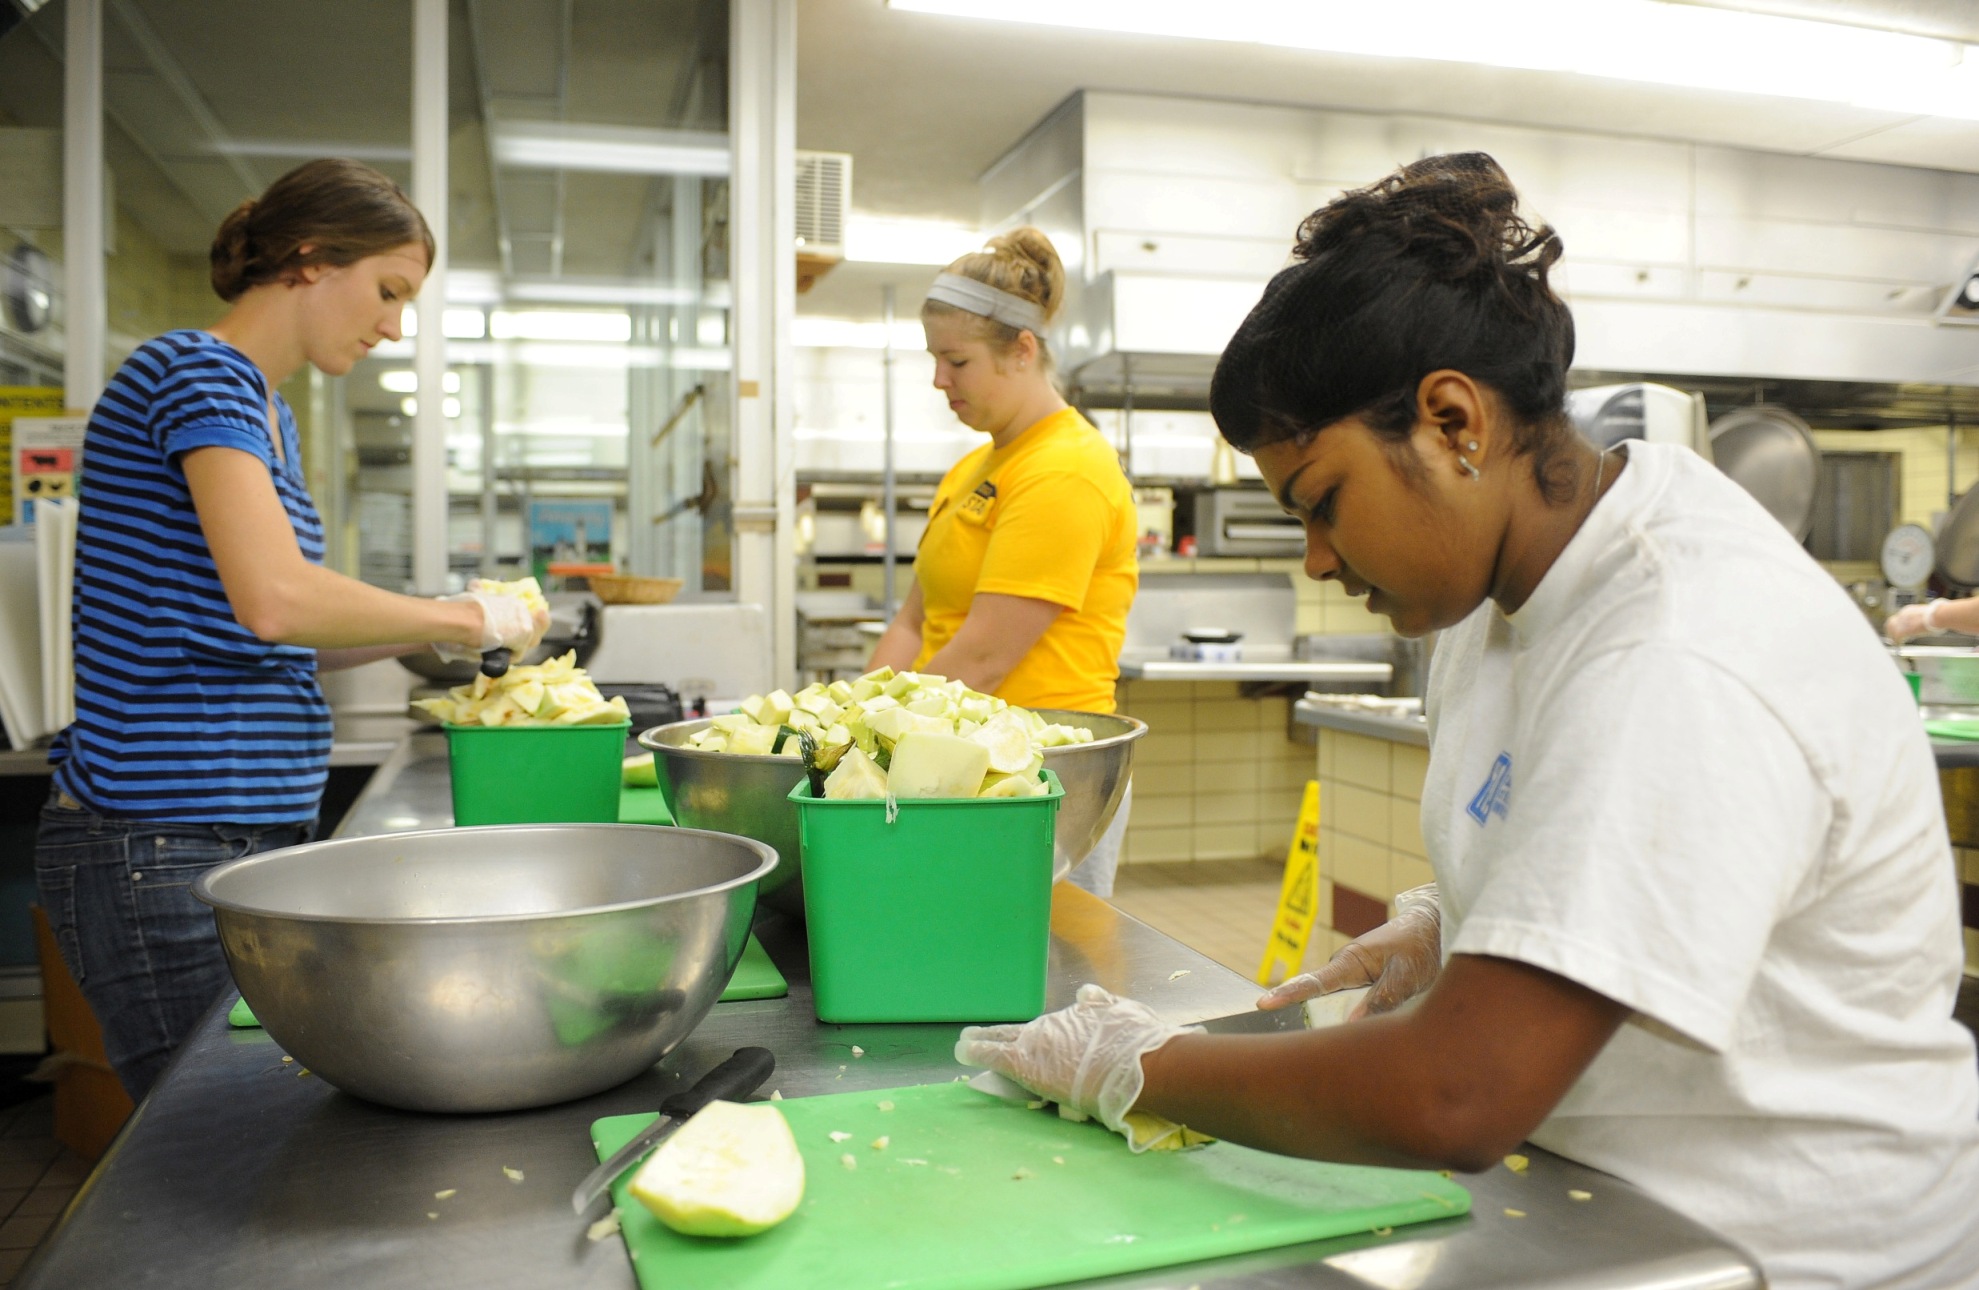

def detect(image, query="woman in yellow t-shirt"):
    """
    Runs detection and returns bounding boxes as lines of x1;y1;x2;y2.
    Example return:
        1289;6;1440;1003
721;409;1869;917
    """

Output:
867;228;1139;892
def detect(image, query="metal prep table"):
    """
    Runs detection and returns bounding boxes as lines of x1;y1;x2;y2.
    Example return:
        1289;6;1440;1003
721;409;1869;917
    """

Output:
16;732;1761;1290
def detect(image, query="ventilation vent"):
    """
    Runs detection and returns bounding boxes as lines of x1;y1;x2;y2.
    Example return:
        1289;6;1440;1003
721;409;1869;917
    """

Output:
795;151;851;258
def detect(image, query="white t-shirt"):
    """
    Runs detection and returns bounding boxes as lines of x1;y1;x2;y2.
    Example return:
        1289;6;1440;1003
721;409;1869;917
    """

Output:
1424;441;1979;1289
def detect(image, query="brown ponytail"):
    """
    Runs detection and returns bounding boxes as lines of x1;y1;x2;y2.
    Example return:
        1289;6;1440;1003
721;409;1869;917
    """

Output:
209;158;433;302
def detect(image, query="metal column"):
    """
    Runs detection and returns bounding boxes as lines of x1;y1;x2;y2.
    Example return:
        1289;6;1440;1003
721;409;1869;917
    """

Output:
881;284;898;616
729;0;798;685
63;0;105;410
411;0;450;592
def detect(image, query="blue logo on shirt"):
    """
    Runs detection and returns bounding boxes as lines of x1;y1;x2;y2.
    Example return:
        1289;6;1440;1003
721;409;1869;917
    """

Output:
1468;752;1512;825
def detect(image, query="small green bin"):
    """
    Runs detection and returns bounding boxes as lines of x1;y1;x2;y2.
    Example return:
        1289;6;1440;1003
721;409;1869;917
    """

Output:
791;770;1062;1024
445;721;631;825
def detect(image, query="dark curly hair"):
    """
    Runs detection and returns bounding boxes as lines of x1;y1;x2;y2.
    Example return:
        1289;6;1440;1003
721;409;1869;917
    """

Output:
1210;152;1581;502
209;158;433;303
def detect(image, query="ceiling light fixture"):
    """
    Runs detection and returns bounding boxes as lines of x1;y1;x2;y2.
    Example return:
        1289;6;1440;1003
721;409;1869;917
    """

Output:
888;0;1979;120
490;122;730;175
794;318;931;350
844;216;985;266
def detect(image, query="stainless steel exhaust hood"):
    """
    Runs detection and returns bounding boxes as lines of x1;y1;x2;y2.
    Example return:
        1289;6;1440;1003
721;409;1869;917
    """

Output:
986;93;1979;411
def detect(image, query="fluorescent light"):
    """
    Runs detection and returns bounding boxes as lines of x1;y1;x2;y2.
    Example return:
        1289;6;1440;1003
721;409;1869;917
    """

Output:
400;396;418;417
489;310;633;343
845;216;984;266
889;0;1979;120
399;308;488;339
209;139;412;163
377;370;460;394
443;397;462;419
794;317;930;350
490;122;729;175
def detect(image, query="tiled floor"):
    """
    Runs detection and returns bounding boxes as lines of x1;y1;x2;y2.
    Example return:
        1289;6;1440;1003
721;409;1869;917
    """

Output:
0;1095;86;1288
1111;858;1289;980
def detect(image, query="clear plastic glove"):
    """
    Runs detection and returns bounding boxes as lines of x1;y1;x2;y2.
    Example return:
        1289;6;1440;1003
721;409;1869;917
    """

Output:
954;984;1201;1148
1257;883;1442;1021
1885;600;1942;644
432;589;548;663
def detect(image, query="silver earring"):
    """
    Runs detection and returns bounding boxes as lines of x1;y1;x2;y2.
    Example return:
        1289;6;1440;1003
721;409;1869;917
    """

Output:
1458;456;1481;481
1466;440;1480;452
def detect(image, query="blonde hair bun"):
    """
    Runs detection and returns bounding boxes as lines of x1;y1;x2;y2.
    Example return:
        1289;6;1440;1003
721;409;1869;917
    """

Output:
943;225;1065;326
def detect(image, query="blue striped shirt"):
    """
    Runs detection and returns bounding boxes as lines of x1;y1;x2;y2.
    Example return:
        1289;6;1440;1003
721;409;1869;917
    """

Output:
51;330;331;824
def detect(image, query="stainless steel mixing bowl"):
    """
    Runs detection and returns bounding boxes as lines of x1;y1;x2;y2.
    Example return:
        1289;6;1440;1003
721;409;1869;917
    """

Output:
640;708;1145;903
193;823;776;1114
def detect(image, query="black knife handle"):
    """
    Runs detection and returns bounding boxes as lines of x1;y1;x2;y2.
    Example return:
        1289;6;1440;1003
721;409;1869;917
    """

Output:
658;1046;775;1119
478;647;512;679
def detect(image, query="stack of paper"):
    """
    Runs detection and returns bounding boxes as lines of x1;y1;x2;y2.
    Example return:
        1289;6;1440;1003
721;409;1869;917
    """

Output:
35;498;75;737
0;536;42;750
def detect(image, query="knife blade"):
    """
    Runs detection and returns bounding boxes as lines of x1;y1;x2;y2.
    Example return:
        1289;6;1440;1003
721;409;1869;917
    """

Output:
571;1045;776;1215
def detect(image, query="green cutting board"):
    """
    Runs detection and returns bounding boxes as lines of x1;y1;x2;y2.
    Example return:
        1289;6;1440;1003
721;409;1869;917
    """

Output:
589;1081;1468;1290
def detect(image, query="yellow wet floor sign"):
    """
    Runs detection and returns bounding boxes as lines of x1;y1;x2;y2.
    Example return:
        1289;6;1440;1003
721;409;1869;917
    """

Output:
1257;781;1320;986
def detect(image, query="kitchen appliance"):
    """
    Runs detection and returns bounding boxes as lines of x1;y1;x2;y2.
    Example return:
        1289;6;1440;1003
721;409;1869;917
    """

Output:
1568;382;1712;459
1188;488;1304;558
583;603;775;709
640;708;1146;914
193;823;776;1113
1707;405;1822;542
589;1080;1469;1290
1171;627;1243;663
1881;523;1937;617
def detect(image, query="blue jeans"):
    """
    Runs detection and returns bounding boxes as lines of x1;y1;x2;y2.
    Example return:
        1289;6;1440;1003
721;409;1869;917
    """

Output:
34;788;316;1101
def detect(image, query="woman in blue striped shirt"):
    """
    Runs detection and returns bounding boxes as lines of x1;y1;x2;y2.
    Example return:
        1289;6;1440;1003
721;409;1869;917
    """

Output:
37;159;545;1099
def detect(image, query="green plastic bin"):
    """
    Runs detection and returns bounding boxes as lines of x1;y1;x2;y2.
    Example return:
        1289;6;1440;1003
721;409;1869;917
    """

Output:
446;721;631;825
790;770;1062;1024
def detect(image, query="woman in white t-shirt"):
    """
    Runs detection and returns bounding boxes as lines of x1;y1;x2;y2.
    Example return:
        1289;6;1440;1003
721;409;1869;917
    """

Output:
956;153;1979;1288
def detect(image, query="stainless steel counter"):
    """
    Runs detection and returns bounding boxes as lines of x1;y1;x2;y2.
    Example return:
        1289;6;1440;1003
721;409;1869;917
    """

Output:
16;733;1761;1290
1294;694;1430;747
1120;659;1394;685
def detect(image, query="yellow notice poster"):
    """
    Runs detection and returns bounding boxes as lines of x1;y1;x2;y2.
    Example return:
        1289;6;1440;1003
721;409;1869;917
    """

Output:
1257;781;1321;986
0;387;65;525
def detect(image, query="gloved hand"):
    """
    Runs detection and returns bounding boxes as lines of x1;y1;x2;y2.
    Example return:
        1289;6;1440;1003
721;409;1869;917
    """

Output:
955;984;1200;1148
1257;883;1442;1021
432;587;548;663
1885;600;1943;644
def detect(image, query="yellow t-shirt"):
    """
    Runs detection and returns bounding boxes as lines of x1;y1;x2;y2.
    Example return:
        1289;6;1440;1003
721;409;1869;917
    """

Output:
913;408;1139;713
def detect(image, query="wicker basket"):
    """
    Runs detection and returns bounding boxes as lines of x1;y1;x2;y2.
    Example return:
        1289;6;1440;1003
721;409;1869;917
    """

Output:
587;573;684;605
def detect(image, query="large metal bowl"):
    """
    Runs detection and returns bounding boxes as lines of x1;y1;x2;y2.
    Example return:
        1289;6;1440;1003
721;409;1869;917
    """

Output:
193;823;776;1114
639;708;1145;909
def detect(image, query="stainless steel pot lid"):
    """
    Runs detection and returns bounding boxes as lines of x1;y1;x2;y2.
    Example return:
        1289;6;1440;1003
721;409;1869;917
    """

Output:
1936;489;1979;587
1707;405;1820;542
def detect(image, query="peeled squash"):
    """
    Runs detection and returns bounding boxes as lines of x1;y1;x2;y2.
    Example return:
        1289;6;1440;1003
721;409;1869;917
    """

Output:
886;732;991;799
412;651;630;728
629;1100;805;1238
823;747;889;799
622;753;658;788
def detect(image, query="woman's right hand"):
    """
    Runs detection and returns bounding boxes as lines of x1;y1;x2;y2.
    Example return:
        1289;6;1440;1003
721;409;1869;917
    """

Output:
1257;888;1442;1021
1885;601;1936;644
437;589;548;659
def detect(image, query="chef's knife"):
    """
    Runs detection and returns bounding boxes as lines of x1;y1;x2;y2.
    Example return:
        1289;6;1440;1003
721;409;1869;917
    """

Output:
570;1045;776;1215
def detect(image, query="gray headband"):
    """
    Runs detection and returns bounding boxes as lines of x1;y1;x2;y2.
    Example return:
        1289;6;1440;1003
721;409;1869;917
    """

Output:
926;273;1048;334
